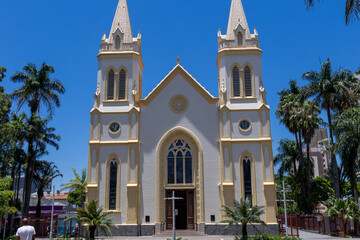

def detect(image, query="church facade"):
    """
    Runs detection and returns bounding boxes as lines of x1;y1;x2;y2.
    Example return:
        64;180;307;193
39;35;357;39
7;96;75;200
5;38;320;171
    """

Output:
87;0;277;236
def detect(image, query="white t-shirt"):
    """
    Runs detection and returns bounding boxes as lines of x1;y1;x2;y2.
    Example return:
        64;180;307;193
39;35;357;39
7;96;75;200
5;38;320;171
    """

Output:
16;225;36;240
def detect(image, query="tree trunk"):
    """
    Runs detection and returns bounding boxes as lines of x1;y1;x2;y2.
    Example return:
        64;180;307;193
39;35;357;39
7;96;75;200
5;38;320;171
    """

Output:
326;107;341;199
306;143;312;213
297;131;307;213
242;223;247;238
35;188;43;218
89;226;96;240
349;170;359;203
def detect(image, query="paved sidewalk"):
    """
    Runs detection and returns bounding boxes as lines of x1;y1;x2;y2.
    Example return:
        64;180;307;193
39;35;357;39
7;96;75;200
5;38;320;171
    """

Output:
298;230;348;240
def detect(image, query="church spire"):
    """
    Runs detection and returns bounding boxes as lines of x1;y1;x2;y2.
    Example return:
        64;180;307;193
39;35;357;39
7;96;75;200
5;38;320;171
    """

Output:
109;0;133;43
226;0;250;40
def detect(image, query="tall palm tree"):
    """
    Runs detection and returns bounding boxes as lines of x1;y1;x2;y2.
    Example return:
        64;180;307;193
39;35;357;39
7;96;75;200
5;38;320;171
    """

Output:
61;167;87;207
304;0;360;25
65;200;117;240
33;161;62;217
302;58;353;199
333;107;360;202
274;139;299;179
298;100;322;211
11;62;64;216
220;197;266;239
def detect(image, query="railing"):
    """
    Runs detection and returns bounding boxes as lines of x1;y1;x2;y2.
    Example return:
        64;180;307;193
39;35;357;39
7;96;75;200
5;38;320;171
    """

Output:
277;214;347;238
99;43;141;53
218;40;259;50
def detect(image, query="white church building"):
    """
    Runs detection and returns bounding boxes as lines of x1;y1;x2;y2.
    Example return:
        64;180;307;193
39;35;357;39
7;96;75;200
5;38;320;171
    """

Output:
87;0;278;236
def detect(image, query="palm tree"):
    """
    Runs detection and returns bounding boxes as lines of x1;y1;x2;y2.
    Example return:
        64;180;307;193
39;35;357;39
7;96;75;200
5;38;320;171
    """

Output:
61;167;87;207
65;200;117;240
11;62;65;216
304;0;360;25
297;100;322;210
333;107;360;202
220;197;266;239
274;139;299;179
33;160;62;217
324;197;360;234
302;58;355;199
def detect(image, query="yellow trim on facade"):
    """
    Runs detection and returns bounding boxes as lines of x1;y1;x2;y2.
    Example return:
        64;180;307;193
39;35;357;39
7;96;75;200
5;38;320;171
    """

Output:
216;47;263;66
220;137;272;143
155;126;205;225
97;51;144;69
89;140;139;145
108;121;122;134
238;118;252;132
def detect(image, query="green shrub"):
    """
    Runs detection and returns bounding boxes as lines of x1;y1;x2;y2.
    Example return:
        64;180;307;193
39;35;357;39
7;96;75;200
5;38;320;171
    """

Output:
4;235;16;240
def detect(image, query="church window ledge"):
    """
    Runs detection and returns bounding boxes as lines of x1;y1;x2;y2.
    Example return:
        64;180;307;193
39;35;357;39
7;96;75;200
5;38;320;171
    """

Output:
165;185;195;189
230;97;257;101
103;210;121;214
103;100;129;104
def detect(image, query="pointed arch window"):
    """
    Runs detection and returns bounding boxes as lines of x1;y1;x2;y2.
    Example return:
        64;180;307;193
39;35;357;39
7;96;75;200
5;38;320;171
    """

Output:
107;70;115;100
237;32;243;47
167;139;192;184
109;159;118;210
118;69;126;100
232;66;240;97
115;35;121;50
243;156;252;204
244;66;252;97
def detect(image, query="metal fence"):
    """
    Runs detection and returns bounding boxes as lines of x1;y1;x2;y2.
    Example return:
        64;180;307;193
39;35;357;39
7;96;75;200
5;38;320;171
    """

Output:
277;214;346;238
25;217;81;238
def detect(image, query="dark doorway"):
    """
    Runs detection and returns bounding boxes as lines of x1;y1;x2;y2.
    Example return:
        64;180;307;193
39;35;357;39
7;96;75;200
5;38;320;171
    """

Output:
165;190;194;230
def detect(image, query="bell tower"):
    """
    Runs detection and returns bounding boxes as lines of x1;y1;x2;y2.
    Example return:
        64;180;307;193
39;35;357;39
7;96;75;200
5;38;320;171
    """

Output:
94;0;143;109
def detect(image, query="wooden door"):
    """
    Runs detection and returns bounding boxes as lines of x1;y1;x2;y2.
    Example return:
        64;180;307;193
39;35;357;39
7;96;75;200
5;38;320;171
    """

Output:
166;191;173;230
187;190;195;229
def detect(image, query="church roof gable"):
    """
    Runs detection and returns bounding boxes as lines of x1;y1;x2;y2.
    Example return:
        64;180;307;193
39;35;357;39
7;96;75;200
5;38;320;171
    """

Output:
140;65;218;105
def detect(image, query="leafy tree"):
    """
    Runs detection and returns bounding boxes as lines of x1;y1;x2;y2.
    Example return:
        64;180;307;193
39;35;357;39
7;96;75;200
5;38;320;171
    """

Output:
220;198;266;239
0;177;17;218
310;176;334;208
333;107;360;202
67;187;85;207
11;62;65;216
33;160;62;217
324;197;360;234
304;0;360;25
65;200;117;240
274;139;299;179
302;58;356;199
61;167;87;207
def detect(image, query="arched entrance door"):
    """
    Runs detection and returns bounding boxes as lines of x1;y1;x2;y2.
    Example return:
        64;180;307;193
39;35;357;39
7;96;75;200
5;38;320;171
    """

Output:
156;128;203;231
165;138;195;230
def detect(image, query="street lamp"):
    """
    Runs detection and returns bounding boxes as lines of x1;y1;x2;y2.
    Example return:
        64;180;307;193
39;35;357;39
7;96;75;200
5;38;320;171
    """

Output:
276;181;291;237
164;191;183;240
49;185;55;239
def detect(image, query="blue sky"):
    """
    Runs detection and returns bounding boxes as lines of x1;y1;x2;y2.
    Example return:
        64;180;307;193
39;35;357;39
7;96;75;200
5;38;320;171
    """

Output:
1;0;359;188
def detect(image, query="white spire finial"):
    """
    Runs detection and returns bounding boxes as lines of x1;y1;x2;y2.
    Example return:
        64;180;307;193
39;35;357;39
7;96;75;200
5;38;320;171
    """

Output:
109;0;133;43
226;0;250;40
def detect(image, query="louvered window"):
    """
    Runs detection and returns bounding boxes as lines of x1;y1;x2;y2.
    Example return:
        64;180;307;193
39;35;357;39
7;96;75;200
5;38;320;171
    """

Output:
232;66;240;97
237;32;243;47
109;159;117;210
115;36;121;50
107;70;115;100
243;156;252;206
244;66;252;96
118;69;126;100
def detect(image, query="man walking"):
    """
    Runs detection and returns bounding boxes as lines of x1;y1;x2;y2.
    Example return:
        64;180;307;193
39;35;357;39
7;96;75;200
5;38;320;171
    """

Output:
16;218;36;240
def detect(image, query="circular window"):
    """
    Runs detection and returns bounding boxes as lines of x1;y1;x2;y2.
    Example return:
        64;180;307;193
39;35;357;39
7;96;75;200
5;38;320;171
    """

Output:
169;95;189;114
108;122;121;134
239;119;251;131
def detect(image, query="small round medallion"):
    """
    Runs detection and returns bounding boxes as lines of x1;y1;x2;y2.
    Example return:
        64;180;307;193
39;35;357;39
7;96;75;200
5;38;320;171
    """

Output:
239;119;251;131
169;95;189;114
108;122;121;134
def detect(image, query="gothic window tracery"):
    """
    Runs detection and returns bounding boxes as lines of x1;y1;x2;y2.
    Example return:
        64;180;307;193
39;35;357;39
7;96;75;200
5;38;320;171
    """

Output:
167;139;192;184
